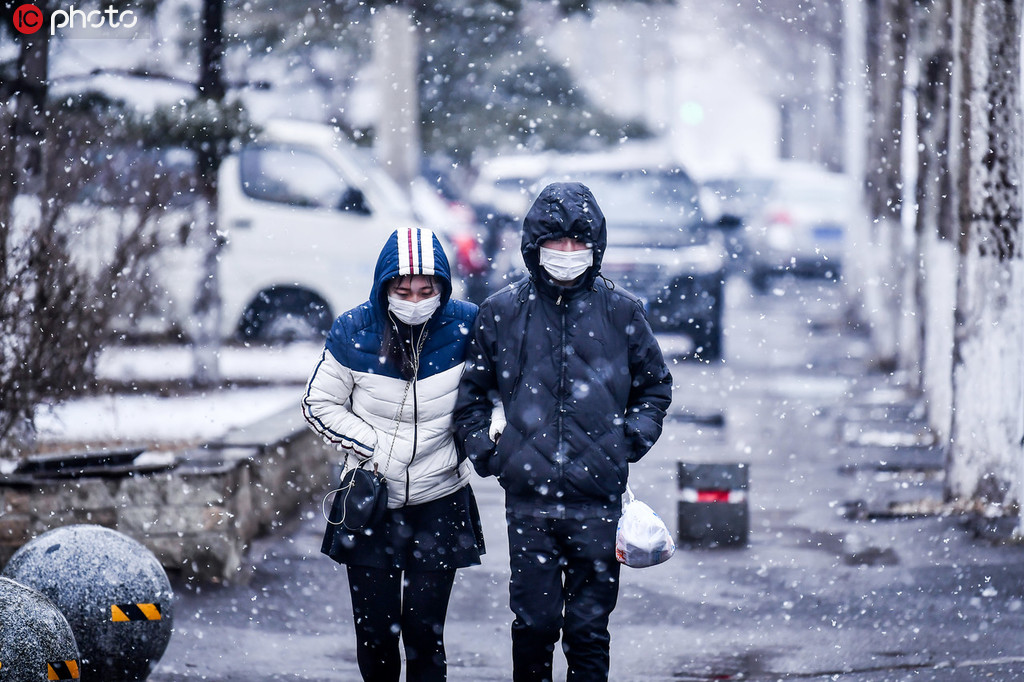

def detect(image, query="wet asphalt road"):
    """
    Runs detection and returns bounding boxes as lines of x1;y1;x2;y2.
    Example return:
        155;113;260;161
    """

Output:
149;276;1024;681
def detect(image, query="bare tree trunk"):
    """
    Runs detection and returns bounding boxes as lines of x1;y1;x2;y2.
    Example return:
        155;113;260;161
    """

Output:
841;0;872;332
862;0;908;370
913;0;957;442
11;6;49;198
192;0;226;387
822;36;846;172
373;4;421;189
0;17;50;453
3;7;50;252
947;0;1024;519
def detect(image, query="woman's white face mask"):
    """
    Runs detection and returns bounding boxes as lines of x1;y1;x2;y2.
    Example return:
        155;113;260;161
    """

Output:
388;294;440;325
538;246;593;282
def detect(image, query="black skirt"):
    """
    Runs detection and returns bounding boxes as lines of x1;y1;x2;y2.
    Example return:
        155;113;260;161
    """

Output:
321;484;485;571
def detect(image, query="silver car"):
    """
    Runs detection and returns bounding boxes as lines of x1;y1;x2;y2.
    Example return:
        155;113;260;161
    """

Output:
734;163;855;292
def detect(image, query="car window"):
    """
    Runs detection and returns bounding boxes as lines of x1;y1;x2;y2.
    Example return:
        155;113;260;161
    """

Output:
773;176;851;207
490;176;541;205
570;170;700;224
493;176;535;192
704;177;774;218
239;146;354;209
348;147;419;218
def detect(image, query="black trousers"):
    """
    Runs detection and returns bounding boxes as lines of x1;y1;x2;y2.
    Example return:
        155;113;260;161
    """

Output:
346;566;456;682
506;511;621;682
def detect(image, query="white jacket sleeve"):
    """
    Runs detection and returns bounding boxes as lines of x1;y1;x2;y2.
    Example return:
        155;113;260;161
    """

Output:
301;349;378;458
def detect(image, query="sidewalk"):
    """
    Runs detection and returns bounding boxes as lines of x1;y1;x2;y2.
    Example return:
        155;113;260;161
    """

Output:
148;281;1024;681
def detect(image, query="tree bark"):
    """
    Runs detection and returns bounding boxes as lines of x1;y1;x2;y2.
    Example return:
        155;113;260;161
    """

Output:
912;0;957;442
861;0;908;370
947;0;1024;515
11;5;50;198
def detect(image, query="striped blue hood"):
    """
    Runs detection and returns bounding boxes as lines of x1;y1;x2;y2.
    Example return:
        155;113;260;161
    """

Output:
370;227;454;319
321;225;475;380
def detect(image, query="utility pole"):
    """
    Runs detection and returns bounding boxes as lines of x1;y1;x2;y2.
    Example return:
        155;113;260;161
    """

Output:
372;4;421;189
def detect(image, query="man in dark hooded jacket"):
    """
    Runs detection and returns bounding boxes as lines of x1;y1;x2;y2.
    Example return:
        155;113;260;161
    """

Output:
454;182;673;681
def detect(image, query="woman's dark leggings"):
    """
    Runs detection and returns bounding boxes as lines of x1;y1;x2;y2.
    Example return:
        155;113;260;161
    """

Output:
346;566;456;682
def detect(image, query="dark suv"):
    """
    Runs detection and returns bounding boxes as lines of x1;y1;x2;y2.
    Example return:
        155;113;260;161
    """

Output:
471;151;730;361
559;167;728;360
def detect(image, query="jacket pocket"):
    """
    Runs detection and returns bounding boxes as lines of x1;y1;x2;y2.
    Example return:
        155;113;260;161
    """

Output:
563;428;629;499
491;424;521;478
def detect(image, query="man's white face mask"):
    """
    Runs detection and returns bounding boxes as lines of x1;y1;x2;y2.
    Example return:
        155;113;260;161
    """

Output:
538;246;593;282
388;294;440;325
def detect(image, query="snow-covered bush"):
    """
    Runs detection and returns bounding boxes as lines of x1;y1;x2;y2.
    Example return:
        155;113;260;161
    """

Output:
0;97;176;458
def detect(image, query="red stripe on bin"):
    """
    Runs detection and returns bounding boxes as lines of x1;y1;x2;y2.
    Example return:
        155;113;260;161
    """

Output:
696;490;731;503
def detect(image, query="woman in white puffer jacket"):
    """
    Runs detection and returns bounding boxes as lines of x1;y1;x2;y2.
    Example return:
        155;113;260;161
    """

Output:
301;226;484;682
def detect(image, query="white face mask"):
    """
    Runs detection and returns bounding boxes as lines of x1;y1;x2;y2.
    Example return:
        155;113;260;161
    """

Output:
538;246;593;282
388;294;440;325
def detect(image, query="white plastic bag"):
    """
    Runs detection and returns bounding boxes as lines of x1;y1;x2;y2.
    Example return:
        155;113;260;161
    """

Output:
615;486;676;568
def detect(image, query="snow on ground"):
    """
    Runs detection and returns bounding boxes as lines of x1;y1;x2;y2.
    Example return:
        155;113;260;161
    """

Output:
94;342;322;385
33;385;301;448
32;343;323;449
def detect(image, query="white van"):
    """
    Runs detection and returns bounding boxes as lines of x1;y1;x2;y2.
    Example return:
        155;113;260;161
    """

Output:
150;120;465;343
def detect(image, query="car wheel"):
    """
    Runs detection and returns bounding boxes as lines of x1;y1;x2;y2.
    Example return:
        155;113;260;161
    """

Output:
259;311;328;343
239;289;332;344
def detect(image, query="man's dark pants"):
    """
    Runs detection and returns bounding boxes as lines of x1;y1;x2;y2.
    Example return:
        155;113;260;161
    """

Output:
506;510;620;682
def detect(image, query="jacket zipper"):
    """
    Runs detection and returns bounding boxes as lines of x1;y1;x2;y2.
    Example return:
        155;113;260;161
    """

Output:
406;376;418;505
556;295;567;490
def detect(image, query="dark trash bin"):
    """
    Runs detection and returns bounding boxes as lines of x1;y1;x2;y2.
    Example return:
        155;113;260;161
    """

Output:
677;462;749;548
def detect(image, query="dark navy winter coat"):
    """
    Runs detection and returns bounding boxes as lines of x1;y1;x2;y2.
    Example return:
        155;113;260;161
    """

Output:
454;182;673;517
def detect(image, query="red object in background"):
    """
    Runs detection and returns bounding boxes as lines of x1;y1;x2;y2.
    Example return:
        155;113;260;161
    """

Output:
768;209;793;226
451;232;488;276
696;490;731;503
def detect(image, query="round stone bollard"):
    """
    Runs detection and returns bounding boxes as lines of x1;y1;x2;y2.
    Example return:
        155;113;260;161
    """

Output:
2;525;174;681
0;577;81;681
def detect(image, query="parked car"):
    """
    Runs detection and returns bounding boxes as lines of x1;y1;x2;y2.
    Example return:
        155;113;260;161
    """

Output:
700;174;774;271
470;148;730;360
133;119;477;343
714;162;855;292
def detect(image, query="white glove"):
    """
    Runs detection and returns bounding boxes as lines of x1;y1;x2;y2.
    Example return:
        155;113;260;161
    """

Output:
488;404;506;443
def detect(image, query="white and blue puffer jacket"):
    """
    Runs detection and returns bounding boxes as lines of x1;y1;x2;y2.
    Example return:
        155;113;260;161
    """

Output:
302;227;478;508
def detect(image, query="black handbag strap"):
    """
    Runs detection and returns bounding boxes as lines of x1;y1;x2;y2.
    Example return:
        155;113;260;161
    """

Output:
378;321;428;477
